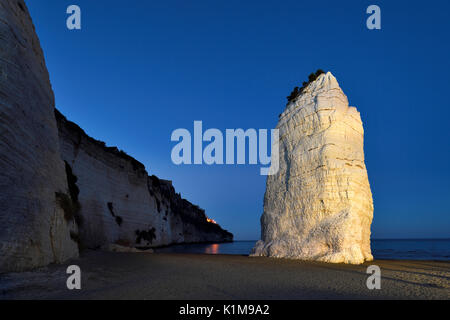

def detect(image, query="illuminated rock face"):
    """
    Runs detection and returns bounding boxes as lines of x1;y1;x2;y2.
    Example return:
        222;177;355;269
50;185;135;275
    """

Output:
252;72;373;264
0;0;78;272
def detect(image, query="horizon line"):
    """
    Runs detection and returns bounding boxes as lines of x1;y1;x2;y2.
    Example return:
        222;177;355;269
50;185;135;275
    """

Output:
232;238;450;242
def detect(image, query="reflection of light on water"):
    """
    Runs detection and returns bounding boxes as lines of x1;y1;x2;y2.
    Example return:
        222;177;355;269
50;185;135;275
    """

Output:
205;243;219;254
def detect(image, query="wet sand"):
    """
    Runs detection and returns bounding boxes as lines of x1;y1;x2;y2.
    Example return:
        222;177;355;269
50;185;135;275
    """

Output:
1;251;449;299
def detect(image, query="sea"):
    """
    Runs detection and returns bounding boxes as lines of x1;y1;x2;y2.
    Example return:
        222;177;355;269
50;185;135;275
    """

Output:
155;239;450;261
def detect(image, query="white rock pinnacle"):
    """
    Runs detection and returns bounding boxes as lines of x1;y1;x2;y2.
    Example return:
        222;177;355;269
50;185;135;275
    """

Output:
252;72;374;264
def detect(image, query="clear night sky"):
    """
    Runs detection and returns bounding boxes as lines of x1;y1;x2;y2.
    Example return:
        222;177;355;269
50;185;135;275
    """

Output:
26;0;450;240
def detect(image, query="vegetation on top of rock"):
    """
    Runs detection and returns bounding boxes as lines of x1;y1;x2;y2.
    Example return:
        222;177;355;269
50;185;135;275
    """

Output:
286;69;326;103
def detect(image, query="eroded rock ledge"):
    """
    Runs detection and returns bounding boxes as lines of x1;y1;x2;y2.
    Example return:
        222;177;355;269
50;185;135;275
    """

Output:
56;109;233;251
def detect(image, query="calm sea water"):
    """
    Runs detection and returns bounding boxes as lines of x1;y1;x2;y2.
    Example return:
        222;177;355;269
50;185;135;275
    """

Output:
155;239;450;261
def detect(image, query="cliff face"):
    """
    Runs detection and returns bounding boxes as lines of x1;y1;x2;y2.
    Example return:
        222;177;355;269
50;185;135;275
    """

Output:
0;0;78;272
0;1;231;273
252;72;373;264
56;111;232;249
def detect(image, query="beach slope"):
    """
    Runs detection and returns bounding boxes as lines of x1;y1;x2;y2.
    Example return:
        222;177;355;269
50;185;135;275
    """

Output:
1;252;448;299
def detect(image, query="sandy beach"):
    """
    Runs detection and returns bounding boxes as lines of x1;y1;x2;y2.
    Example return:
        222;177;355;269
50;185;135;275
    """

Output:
0;251;448;300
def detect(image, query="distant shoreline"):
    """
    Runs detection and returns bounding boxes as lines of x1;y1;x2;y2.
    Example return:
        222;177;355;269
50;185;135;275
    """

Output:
154;239;450;261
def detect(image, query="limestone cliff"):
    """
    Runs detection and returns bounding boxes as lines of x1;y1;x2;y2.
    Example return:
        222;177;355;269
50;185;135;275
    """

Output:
56;110;232;250
0;0;78;272
0;1;231;273
252;72;373;264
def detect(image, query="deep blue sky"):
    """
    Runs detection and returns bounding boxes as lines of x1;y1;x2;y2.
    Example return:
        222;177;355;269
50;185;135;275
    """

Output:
27;0;450;240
